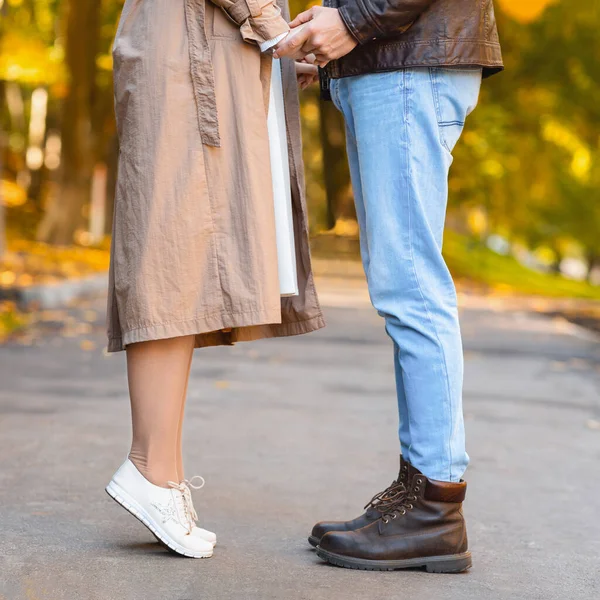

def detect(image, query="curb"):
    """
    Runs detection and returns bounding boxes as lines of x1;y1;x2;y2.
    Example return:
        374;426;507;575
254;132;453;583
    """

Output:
0;260;597;335
0;273;108;311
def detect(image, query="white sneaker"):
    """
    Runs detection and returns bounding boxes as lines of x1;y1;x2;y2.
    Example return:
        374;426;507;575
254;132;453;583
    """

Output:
106;459;213;558
179;476;218;548
192;525;217;547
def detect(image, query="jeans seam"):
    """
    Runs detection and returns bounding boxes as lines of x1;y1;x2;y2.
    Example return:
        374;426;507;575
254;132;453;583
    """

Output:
339;80;359;150
439;120;465;127
428;67;452;154
330;79;337;110
389;327;410;459
403;68;455;481
331;79;341;113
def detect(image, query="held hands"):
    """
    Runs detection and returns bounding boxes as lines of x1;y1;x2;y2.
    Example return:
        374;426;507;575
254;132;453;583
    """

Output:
274;7;358;67
296;54;319;90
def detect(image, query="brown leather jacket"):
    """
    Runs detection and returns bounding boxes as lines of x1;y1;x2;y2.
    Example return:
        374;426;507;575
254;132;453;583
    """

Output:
323;0;503;80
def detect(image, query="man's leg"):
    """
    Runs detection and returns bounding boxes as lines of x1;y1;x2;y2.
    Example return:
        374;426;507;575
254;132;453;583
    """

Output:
333;80;411;458
309;70;481;562
306;78;414;549
313;68;481;572
335;68;481;483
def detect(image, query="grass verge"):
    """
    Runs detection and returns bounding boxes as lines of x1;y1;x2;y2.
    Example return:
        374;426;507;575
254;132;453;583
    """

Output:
0;301;28;341
443;230;600;300
312;229;600;300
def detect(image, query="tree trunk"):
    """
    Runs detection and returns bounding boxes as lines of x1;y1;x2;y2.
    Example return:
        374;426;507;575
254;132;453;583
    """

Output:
37;0;100;245
586;251;599;283
319;99;355;232
549;245;563;274
0;22;6;257
0;147;5;258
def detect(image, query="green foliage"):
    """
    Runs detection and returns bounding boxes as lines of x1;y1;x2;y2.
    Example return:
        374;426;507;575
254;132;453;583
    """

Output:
1;0;599;289
0;300;27;340
443;230;600;299
451;0;600;272
0;0;65;84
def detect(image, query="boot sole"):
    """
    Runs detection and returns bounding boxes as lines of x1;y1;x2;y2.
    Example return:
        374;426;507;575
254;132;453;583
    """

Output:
308;535;320;548
316;547;472;573
105;481;213;559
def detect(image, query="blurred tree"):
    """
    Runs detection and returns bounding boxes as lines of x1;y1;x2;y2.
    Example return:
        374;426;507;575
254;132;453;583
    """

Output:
451;0;600;275
0;1;5;257
37;0;100;244
0;0;597;282
0;149;4;258
290;0;356;234
319;99;354;231
96;0;124;235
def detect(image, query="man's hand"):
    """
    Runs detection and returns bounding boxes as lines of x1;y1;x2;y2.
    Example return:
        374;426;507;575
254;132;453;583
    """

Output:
273;7;358;66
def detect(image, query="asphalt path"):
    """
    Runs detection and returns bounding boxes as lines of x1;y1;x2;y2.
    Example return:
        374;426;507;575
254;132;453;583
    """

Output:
1;278;599;599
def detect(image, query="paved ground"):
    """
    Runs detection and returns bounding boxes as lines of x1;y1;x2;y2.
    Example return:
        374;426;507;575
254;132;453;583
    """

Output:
1;277;599;600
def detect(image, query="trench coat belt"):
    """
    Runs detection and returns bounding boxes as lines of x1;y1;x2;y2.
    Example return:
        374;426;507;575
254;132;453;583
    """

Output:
184;0;221;147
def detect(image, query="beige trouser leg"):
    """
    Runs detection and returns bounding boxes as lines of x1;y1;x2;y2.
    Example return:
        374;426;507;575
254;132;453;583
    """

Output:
126;335;195;488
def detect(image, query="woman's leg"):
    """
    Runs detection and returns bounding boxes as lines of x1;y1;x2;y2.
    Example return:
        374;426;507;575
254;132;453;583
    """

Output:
108;334;215;556
176;344;194;482
126;335;196;487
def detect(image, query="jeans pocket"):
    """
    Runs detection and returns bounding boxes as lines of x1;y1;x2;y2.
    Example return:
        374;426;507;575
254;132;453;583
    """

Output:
429;67;482;152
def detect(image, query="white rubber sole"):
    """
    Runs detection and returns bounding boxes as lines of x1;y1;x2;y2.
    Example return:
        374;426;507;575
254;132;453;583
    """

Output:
106;480;213;559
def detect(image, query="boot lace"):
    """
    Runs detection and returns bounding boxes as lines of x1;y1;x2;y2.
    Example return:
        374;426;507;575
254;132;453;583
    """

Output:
379;478;423;524
364;479;407;513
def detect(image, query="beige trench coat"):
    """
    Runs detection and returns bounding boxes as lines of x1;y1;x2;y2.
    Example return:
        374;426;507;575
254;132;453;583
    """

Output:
107;0;324;352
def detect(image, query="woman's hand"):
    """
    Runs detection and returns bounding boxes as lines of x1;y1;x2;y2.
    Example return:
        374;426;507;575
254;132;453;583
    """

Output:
273;24;308;60
273;7;357;66
296;54;319;90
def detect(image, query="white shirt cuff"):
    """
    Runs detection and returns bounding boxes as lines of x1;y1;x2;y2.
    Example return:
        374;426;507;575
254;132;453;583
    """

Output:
259;31;289;53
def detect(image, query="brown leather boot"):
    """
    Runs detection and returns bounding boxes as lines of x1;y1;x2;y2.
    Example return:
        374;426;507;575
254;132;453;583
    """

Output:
308;456;414;547
316;466;471;573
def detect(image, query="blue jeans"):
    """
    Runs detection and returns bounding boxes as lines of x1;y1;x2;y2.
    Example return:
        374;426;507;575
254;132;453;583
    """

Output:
330;68;482;482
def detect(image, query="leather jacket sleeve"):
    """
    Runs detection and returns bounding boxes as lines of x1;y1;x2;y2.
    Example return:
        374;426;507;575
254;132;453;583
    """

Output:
338;0;437;44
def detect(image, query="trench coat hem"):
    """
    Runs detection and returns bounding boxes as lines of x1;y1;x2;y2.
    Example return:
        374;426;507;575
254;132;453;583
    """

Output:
106;305;324;352
194;313;326;348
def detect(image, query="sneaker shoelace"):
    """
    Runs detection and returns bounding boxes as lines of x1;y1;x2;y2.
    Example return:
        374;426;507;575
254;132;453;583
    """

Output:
167;475;206;533
166;477;204;534
180;475;205;524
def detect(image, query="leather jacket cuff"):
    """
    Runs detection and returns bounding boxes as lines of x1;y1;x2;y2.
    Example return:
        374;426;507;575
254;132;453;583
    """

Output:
338;1;382;44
